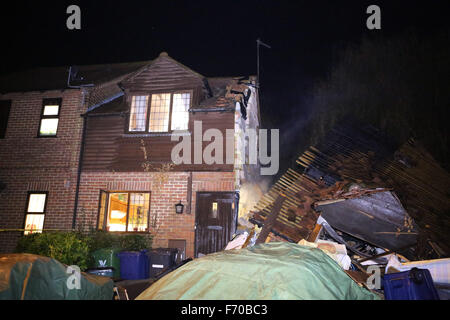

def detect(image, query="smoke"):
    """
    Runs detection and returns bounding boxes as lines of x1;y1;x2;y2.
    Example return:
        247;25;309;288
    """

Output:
238;178;272;220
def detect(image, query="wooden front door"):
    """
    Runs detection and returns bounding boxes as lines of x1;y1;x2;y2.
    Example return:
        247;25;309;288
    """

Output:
195;192;238;257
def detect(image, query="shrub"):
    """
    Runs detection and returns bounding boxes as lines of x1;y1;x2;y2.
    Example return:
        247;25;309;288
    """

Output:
15;230;154;270
15;233;48;256
86;229;122;253
119;234;153;252
15;232;90;271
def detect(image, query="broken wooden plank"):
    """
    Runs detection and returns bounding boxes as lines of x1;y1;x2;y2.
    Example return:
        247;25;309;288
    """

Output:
255;193;287;245
307;223;323;242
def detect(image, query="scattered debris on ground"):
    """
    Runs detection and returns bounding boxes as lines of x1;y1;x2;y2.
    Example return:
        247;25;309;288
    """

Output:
223;123;450;299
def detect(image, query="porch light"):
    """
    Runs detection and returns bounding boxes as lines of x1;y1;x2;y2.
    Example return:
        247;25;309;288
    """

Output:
175;201;184;214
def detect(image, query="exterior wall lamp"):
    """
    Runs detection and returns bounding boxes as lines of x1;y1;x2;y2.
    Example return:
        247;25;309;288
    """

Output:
175;201;184;214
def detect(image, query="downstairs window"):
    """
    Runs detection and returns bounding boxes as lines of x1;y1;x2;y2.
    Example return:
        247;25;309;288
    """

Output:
98;191;150;232
24;192;48;235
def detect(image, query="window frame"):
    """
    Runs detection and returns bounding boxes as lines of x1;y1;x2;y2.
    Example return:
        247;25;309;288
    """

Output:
126;90;192;134
97;190;151;233
127;95;150;133
23;191;48;235
38;98;62;138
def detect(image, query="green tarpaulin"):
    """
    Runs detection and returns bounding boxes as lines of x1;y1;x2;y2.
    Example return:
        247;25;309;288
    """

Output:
0;254;114;300
137;242;380;300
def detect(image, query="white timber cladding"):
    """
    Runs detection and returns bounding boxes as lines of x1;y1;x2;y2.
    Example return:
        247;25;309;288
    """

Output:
233;86;260;190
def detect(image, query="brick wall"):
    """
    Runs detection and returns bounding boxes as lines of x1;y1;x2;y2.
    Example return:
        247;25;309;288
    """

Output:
0;80;250;257
77;171;235;258
0;89;85;252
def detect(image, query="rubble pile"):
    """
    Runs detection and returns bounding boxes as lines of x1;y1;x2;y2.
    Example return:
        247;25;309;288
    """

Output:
225;123;450;299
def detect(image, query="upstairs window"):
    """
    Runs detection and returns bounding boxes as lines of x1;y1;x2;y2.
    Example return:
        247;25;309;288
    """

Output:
98;191;150;232
0;100;11;139
128;92;191;133
129;96;149;132
24;192;48;235
171;93;191;131
149;93;171;132
39;98;61;137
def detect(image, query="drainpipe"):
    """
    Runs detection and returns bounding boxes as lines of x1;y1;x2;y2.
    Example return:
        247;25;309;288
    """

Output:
66;66;94;230
186;172;192;214
72;95;88;230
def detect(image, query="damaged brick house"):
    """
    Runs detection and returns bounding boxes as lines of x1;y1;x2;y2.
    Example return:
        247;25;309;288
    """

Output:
0;52;261;258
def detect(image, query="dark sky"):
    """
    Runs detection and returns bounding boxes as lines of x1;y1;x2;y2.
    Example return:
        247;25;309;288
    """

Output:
1;0;449;171
2;1;448;76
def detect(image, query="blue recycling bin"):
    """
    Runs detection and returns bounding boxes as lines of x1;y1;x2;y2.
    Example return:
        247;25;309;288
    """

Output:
117;250;149;280
383;267;440;300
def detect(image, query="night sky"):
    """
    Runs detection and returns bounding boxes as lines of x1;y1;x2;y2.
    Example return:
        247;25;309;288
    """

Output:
1;0;449;173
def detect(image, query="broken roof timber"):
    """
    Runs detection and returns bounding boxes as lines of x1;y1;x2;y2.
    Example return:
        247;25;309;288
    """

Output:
250;123;450;258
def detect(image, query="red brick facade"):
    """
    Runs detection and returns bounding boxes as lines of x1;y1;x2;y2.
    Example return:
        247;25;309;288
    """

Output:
0;56;259;257
76;171;235;258
0;87;237;255
0;86;244;255
0;89;85;252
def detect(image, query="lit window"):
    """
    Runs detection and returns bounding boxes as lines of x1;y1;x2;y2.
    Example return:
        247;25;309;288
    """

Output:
129;96;148;132
39;119;59;135
43;105;59;116
24;192;47;235
39;99;61;137
98;191;150;232
24;214;45;235
149;93;171;132
128;193;150;232
128;92;191;133
171;93;190;131
98;191;107;230
107;193;128;232
27;193;46;212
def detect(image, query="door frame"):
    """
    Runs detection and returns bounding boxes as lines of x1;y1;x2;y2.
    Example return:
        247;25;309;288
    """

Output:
194;191;239;258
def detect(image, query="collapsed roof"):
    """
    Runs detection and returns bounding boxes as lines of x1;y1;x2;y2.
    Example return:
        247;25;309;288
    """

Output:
250;123;450;259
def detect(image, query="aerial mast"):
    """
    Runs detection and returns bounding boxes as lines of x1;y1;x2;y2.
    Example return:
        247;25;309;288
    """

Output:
256;38;271;89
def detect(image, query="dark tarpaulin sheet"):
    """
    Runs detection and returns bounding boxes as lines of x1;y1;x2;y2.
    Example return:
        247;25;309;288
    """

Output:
316;191;419;253
0;254;114;300
137;242;380;300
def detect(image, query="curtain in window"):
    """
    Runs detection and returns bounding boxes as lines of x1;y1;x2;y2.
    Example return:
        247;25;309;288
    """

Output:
149;93;171;132
24;214;45;235
129;96;148;131
171;93;190;131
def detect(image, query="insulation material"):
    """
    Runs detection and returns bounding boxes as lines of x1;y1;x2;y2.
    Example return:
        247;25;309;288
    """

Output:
298;239;351;270
385;255;450;286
